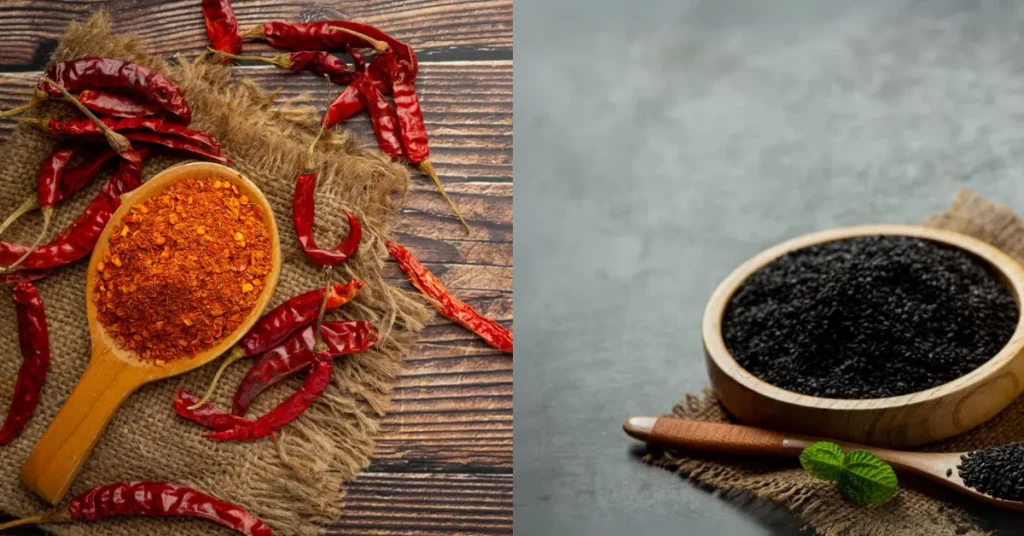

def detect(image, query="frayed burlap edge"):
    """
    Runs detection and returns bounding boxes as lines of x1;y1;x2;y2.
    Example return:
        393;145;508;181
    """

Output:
643;189;1024;536
0;13;433;536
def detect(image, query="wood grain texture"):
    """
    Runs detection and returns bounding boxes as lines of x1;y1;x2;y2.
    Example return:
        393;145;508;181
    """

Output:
330;473;513;535
0;1;511;532
0;0;512;68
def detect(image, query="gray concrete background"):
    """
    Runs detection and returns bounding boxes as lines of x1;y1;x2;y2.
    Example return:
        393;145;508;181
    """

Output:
514;0;1024;534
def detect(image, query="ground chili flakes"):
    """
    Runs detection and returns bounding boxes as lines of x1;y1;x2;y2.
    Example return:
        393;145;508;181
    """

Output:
95;177;273;363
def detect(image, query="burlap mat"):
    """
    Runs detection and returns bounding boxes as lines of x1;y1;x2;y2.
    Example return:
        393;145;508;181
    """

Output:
645;190;1024;536
0;13;431;536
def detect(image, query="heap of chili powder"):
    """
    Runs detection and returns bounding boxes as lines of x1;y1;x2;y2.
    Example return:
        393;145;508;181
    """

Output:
95;178;272;363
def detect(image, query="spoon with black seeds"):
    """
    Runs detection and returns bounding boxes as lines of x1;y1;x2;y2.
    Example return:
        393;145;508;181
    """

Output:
624;416;1024;510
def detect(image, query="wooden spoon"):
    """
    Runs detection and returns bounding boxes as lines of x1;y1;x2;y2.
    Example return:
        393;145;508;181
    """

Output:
623;416;1024;510
19;162;282;505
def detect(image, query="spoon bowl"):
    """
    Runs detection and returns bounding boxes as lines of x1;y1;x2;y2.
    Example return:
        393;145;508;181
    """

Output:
20;162;281;505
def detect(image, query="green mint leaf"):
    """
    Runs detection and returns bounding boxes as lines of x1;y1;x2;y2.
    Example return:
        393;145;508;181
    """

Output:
799;442;845;482
837;450;898;504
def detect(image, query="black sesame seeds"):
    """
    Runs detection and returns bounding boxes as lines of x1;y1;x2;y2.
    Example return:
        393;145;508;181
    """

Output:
722;235;1018;399
958;442;1024;501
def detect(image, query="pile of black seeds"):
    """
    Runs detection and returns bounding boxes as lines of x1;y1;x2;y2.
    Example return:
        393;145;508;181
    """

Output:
958;442;1024;501
722;235;1018;399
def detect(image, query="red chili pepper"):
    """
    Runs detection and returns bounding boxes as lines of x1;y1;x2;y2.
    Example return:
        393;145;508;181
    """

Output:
77;90;162;118
207;356;334;441
188;280;364;409
57;148;119;201
0;281;50;445
22;116;221;153
173;390;254;431
242;21;417;78
232;320;377;416
215;50;358;85
292;173;362;266
117;132;230;165
2;58;192;124
0;481;273;535
387;240;512;353
356;74;405;158
322;83;364;130
0;269;53;285
202;0;242;61
36;148;76;209
0;149;146;271
381;55;471;233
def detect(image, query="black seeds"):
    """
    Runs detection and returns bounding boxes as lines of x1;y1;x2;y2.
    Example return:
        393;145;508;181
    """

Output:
722;236;1018;399
959;442;1024;501
946;468;953;478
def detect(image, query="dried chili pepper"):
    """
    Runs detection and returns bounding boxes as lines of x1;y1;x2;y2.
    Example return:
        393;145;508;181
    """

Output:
76;90;162;118
356;75;406;159
322;83;365;130
242;21;417;78
116;132;230;164
0;269;52;285
0;148;119;239
0;481;273;535
0;149;146;271
56;148;119;200
232;320;377;416
188;280;364;408
207;356;333;441
173;390;255;432
292;181;363;266
0;281;50;445
202;0;242;61
1;58;192;124
387;57;471;233
10;148;76;256
214;49;358;85
38;76;132;155
387;240;512;353
21;116;221;153
242;21;394;54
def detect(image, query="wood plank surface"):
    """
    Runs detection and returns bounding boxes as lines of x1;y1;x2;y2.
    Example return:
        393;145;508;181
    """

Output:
0;0;512;69
0;1;513;534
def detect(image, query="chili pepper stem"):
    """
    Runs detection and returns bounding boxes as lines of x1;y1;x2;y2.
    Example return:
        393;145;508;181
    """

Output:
0;513;60;531
0;94;44;118
3;207;52;272
187;345;247;410
324;27;390;54
240;26;265;41
0;196;40;238
312;268;334;353
418;159;471;234
38;77;131;154
207;48;290;69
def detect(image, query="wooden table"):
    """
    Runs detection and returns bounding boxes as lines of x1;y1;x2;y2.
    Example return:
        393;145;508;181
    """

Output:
0;1;512;534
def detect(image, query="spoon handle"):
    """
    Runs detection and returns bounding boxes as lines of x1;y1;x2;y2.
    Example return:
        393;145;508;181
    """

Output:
624;417;813;457
20;354;147;505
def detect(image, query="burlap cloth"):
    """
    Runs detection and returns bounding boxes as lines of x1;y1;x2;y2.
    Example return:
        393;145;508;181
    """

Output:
0;13;432;536
645;190;1024;536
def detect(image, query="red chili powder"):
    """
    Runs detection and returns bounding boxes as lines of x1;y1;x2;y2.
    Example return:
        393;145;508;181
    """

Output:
95;177;273;363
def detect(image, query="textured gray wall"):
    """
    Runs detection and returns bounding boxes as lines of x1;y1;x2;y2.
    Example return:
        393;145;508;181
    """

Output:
514;1;1024;534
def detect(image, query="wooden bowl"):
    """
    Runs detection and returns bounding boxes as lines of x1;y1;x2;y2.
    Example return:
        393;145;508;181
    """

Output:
704;224;1024;448
20;162;282;505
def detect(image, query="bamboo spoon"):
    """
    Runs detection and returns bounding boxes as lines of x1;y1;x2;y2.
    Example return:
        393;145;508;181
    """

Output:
623;416;1024;511
19;162;282;506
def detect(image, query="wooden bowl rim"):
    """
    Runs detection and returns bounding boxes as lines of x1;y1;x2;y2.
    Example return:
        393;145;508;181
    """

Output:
703;223;1024;411
84;161;282;379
